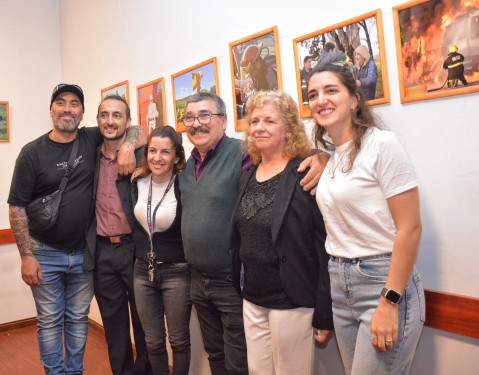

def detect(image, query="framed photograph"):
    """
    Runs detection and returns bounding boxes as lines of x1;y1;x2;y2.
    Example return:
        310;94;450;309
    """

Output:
136;77;166;135
171;57;219;132
393;0;479;103
230;26;282;130
0;101;9;142
101;80;130;103
294;10;390;118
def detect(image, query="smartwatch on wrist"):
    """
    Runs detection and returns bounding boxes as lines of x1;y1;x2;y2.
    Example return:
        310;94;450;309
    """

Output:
381;288;403;304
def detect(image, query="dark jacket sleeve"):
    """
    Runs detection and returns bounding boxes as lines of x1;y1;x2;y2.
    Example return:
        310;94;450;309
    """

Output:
309;190;334;330
229;167;254;296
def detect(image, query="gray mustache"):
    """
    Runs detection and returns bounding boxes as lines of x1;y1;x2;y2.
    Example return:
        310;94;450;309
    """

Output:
189;127;210;135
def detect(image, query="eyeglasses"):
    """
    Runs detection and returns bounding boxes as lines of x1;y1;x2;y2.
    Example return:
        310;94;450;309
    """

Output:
183;113;224;127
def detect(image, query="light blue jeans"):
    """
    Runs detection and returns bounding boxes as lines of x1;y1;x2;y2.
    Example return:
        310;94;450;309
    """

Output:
30;238;94;375
328;254;425;375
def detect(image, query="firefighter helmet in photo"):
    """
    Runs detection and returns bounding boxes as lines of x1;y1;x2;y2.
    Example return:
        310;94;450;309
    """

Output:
448;44;459;54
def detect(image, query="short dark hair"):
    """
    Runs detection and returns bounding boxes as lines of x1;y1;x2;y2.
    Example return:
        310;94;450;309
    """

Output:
303;55;313;64
97;94;131;119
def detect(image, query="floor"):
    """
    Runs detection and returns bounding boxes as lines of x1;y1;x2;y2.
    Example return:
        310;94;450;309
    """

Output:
0;323;111;374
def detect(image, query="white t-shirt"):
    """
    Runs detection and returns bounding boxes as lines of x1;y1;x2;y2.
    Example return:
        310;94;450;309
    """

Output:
134;174;177;234
316;127;418;258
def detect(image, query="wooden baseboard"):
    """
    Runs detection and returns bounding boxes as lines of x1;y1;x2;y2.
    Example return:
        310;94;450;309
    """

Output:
0;317;37;333
424;290;479;339
0;317;106;334
88;318;105;334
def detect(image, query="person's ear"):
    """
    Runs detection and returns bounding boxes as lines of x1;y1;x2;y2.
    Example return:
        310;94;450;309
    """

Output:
351;94;359;110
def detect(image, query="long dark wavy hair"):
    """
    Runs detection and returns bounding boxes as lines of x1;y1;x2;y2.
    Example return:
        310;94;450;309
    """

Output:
308;63;382;171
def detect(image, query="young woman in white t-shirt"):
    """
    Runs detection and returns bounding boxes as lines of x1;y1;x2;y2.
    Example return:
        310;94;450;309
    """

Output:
307;62;425;375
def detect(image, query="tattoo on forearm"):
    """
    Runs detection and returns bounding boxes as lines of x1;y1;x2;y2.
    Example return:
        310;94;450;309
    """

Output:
125;127;140;146
20;252;34;257
9;206;32;255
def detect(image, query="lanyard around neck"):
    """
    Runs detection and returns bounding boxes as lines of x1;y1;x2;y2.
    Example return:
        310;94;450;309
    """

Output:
146;173;175;243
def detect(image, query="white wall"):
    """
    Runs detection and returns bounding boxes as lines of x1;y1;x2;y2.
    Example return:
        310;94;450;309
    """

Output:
1;0;478;374
0;0;62;322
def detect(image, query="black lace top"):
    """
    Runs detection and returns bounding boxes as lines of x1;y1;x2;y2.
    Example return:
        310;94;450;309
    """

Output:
235;167;296;309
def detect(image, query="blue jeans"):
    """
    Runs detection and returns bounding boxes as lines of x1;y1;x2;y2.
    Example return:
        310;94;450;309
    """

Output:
134;259;192;375
190;268;248;375
30;238;94;375
328;254;425;375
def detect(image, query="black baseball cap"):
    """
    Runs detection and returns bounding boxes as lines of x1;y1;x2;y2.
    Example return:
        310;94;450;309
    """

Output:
50;84;85;112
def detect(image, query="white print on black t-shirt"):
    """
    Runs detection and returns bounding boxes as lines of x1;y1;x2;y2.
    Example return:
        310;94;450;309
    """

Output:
56;155;84;171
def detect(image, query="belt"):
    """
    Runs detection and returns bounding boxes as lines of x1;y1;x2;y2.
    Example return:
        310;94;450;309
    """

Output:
97;234;132;244
192;268;232;280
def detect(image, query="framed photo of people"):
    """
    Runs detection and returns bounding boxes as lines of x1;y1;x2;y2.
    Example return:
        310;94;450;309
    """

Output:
0;101;9;142
393;0;479;103
293;10;390;118
171;57;220;133
136;77;166;135
101;80;130;103
229;26;282;130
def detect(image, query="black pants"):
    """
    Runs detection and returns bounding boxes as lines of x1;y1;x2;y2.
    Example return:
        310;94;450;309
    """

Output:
94;237;152;375
190;268;248;375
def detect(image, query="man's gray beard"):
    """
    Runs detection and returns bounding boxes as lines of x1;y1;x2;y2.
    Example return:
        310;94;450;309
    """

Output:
54;118;81;133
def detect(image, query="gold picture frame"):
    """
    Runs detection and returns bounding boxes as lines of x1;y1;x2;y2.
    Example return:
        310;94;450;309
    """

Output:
136;77;167;135
393;0;479;103
293;10;390;117
230;26;282;130
0;101;9;142
171;57;220;133
101;80;130;103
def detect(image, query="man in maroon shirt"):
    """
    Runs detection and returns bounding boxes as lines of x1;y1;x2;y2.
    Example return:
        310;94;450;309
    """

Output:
86;95;151;375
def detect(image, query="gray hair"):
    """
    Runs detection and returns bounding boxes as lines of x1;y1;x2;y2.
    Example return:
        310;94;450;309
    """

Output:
185;92;226;115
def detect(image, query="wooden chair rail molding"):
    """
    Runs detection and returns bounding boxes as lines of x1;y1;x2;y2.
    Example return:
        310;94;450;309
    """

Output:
1;228;478;339
0;229;14;244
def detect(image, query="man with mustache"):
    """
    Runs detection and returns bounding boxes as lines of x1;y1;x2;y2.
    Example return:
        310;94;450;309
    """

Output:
8;84;145;375
179;92;324;375
85;95;151;374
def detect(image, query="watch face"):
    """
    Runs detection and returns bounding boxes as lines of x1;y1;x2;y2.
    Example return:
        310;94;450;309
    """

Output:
385;289;401;304
382;288;402;304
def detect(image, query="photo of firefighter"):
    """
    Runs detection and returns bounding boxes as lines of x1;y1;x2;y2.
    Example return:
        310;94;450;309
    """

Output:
396;0;479;101
443;44;468;88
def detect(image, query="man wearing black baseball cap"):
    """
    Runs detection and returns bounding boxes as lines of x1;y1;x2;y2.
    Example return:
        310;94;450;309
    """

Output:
8;83;146;374
50;83;85;111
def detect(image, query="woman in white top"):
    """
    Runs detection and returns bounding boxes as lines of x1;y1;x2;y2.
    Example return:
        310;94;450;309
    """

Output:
132;125;191;375
307;62;425;375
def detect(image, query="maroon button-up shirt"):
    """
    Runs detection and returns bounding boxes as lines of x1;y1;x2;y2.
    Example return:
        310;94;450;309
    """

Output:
95;145;131;236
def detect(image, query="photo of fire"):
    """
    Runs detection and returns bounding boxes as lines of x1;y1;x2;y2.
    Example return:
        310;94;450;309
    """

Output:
394;0;479;103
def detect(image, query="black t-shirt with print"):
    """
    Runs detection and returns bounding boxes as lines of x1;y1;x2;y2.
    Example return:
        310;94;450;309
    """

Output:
8;127;102;250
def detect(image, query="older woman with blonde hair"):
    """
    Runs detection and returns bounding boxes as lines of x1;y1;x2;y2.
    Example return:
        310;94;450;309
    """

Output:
230;90;334;375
